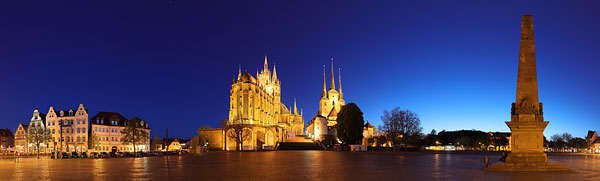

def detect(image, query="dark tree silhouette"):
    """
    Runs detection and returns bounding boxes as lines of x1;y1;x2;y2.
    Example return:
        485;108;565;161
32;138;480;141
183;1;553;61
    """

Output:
336;103;365;145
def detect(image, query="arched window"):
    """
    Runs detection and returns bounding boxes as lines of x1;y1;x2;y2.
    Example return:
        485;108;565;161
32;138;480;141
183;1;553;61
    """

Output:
77;137;81;142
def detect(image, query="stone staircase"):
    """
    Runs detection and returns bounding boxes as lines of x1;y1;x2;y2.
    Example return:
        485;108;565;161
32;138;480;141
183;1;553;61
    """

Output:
277;135;321;150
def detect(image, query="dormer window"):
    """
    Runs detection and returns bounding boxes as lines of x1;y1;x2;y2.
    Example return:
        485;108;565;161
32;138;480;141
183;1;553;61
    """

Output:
60;112;64;117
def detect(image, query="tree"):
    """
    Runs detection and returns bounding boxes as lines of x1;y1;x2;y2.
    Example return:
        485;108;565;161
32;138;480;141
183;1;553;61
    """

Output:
226;124;251;151
336;103;365;145
88;131;99;151
151;135;163;150
26;126;51;159
380;107;422;148
219;119;229;128
121;119;149;153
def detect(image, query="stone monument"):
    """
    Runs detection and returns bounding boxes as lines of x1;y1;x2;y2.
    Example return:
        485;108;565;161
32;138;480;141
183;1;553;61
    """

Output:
485;15;569;171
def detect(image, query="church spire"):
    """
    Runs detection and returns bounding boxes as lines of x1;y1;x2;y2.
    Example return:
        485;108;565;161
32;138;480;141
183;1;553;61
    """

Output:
237;65;241;81
339;68;343;99
264;54;268;70
273;63;278;82
294;98;298;115
322;64;326;97
330;57;335;91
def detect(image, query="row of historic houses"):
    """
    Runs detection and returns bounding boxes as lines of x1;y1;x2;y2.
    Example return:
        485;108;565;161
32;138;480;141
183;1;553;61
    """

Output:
14;104;151;154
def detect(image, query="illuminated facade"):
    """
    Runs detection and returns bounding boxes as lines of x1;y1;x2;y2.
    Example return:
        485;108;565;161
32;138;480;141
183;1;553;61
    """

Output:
90;112;151;152
46;104;89;153
199;56;304;151
306;58;345;141
14;123;28;153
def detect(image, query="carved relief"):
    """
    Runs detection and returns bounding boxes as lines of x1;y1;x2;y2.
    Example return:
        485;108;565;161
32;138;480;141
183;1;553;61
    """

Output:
517;97;537;115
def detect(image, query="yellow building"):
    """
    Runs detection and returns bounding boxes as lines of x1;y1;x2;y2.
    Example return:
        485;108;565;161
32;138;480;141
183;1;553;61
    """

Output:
90;112;151;152
307;58;345;141
199;56;304;151
46;104;89;153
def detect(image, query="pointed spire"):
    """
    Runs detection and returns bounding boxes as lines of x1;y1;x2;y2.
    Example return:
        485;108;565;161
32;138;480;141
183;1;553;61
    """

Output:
237;65;241;80
339;68;343;99
322;65;327;97
301;109;303;116
330;57;335;91
264;54;268;70
273;63;278;82
293;98;298;115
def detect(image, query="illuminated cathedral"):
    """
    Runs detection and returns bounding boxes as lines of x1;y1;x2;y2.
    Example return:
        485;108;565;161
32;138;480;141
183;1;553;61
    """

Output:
306;58;345;141
199;56;304;151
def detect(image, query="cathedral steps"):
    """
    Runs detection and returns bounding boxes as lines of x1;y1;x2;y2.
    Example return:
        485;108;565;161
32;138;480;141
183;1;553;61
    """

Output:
277;135;321;150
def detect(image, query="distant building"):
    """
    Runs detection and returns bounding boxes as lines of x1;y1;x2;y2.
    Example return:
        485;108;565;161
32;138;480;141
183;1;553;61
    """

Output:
46;104;89;153
0;128;14;153
13;109;49;153
165;138;182;151
14;123;28;153
90;112;151;152
362;121;379;146
586;130;599;153
306;58;345;142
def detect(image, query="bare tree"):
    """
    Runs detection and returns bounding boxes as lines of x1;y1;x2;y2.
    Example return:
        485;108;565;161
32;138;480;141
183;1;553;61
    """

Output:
26;126;51;159
88;131;99;152
219;119;229;128
121;119;149;153
380;107;422;149
226;124;251;151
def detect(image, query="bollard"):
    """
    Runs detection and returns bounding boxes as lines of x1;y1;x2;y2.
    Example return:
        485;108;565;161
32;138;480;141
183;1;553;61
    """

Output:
484;156;489;168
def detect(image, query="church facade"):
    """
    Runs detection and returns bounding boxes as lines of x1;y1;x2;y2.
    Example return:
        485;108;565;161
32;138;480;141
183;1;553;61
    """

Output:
199;56;304;151
306;58;345;141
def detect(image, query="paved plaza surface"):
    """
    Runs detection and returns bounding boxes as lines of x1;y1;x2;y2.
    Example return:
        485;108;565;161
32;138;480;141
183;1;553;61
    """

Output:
1;151;600;180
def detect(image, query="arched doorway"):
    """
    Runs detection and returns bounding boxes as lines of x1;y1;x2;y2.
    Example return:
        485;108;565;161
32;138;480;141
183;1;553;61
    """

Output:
225;128;237;151
111;146;117;153
242;128;253;150
265;130;274;147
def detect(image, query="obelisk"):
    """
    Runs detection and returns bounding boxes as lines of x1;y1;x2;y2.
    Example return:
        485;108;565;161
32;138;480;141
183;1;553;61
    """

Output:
485;15;568;171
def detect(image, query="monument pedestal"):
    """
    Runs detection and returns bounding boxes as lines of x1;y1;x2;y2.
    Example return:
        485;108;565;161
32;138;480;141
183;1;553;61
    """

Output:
484;121;569;171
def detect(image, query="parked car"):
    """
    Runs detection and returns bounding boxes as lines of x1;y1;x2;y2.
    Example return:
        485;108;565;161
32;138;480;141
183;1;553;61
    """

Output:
71;152;79;158
61;152;69;159
81;152;88;158
100;152;110;158
115;152;125;157
149;151;160;156
109;152;117;158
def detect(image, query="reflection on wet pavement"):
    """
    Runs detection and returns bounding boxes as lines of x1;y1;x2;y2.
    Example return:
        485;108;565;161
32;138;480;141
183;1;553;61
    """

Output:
1;152;598;180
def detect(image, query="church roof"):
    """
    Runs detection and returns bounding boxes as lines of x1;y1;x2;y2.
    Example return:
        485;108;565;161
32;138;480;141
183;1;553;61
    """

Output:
327;107;338;118
241;72;255;83
587;130;597;139
364;122;376;128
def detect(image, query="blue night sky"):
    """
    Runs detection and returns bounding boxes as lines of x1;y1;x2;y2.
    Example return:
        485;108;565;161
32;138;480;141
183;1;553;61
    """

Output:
1;1;599;139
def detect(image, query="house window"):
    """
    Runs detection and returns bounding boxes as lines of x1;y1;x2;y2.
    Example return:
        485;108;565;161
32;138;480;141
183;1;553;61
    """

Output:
82;137;86;142
94;127;97;132
52;129;55;134
66;137;70;142
66;128;70;133
77;128;81;133
77;120;80;124
77;137;81;142
82;120;86;124
82;128;86;133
